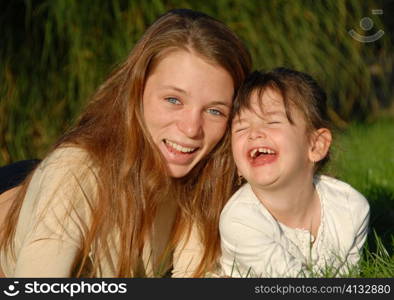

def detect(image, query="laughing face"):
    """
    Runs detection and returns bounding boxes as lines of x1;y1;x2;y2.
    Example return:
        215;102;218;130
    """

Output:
143;50;234;178
231;88;314;190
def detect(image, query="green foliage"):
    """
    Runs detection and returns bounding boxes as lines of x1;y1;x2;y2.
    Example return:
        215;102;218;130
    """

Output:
223;119;394;278
330;118;394;253
331;118;394;193
329;118;394;277
0;0;393;278
360;231;394;277
1;0;393;164
226;232;394;278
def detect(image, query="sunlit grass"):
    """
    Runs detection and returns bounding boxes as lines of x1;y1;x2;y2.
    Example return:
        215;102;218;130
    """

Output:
329;118;394;277
223;119;394;278
1;0;392;165
0;0;392;278
332;118;394;193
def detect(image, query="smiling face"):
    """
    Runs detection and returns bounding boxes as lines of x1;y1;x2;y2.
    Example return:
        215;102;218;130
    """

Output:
231;88;315;190
143;50;234;178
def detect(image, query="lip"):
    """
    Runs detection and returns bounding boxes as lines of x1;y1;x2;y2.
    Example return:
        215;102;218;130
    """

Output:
246;145;278;167
160;139;201;165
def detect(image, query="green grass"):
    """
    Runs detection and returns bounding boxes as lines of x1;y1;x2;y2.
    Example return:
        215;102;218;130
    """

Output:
328;118;394;277
1;0;393;277
1;0;393;165
360;231;394;277
226;119;394;278
331;118;394;193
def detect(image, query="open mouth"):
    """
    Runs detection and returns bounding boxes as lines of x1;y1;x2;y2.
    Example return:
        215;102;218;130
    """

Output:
164;139;199;155
248;147;278;165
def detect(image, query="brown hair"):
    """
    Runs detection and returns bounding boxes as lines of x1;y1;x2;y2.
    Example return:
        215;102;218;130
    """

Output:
233;68;331;172
1;9;251;277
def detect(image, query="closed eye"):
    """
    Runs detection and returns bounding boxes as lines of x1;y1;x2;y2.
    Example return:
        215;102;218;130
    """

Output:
233;127;247;133
165;97;181;105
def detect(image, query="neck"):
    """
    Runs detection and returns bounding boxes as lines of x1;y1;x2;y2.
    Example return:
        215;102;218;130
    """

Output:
252;172;319;231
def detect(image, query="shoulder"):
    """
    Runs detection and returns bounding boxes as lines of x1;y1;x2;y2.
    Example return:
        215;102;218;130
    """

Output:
25;146;99;212
220;184;277;236
38;146;93;171
34;146;97;184
316;175;370;220
221;184;261;219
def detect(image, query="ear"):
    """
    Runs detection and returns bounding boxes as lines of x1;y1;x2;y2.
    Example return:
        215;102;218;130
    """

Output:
308;128;332;163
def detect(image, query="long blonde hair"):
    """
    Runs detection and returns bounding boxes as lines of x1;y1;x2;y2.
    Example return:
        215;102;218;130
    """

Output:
1;9;251;277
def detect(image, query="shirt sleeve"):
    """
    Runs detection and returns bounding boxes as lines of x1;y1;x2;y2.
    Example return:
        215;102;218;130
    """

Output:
12;148;96;277
219;205;308;278
343;189;370;271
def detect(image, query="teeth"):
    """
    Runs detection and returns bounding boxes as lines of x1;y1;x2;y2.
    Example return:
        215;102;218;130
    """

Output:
165;140;196;153
250;149;258;158
250;147;276;158
258;148;275;154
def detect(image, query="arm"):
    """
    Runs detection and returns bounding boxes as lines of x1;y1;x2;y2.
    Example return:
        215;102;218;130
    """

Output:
220;214;308;278
12;148;95;277
341;192;370;273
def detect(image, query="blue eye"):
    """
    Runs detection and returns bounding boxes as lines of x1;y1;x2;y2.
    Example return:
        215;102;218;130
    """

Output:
207;108;223;116
166;97;181;105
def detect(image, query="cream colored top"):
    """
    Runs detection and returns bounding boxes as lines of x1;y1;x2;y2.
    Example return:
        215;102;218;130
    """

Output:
0;147;203;277
220;175;370;277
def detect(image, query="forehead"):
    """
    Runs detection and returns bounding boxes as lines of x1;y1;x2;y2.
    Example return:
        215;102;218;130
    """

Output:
235;88;285;119
233;87;308;128
146;50;234;100
254;88;284;110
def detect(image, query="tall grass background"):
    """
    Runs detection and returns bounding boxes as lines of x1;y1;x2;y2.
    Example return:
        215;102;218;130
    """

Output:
329;119;394;277
1;0;393;277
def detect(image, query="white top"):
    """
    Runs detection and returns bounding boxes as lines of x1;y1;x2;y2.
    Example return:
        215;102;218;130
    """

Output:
0;147;203;277
219;175;370;277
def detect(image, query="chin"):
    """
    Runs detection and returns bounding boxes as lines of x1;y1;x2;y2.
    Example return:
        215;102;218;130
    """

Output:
249;175;280;188
168;165;193;178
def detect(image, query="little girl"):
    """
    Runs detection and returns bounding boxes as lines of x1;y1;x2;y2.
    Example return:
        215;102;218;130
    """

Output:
219;68;370;277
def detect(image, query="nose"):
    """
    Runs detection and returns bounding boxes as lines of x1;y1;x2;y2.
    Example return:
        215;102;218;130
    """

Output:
177;109;203;139
248;126;266;140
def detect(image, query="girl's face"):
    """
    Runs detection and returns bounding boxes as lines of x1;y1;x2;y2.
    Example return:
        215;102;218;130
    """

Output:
143;50;234;178
231;88;315;190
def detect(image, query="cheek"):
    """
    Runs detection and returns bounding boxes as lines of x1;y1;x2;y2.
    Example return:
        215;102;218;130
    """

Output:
142;95;155;128
231;136;243;161
143;108;158;135
143;101;170;136
273;129;296;146
279;132;309;157
205;122;227;149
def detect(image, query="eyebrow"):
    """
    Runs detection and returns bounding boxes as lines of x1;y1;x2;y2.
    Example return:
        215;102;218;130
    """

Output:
209;101;231;108
160;85;188;95
263;110;287;117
